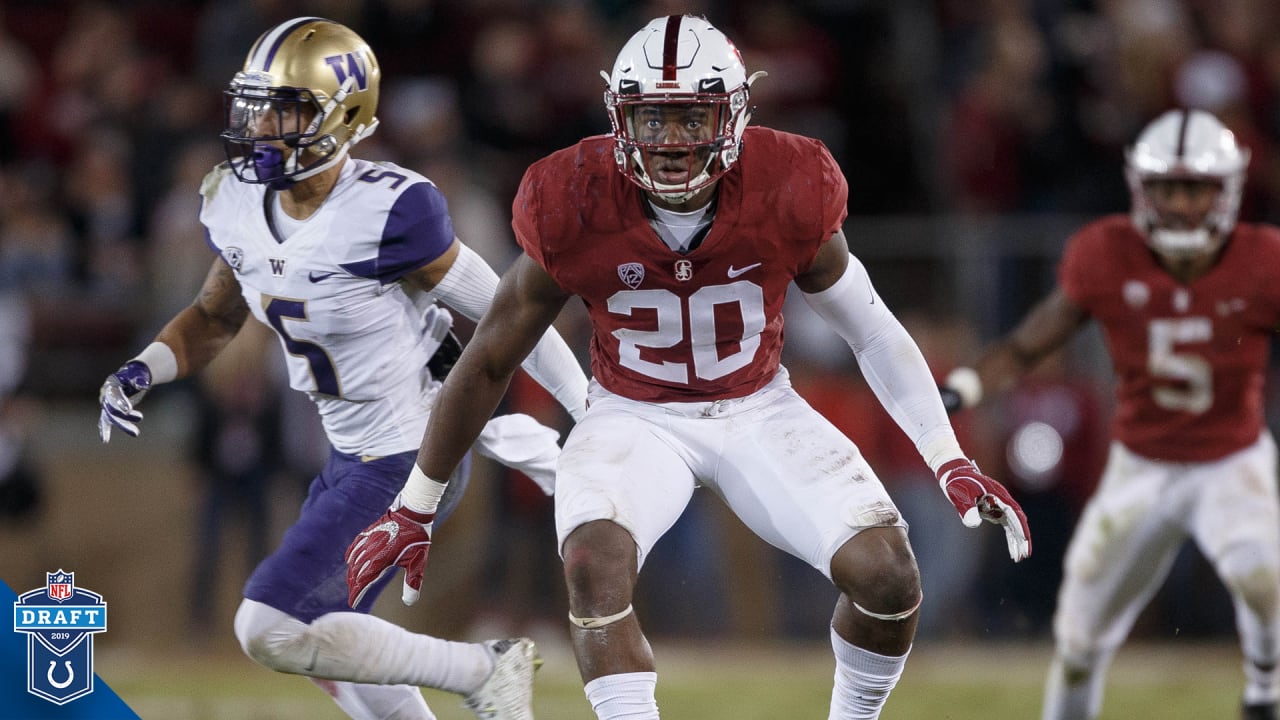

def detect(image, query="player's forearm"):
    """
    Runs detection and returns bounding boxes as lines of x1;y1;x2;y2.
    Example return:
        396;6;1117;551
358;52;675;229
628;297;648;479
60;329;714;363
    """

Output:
949;336;1058;410
153;304;245;380
953;287;1085;407
854;322;965;472
974;343;1037;400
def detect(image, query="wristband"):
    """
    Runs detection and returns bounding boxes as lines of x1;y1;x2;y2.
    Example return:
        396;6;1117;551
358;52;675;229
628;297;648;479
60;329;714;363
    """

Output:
133;342;178;384
945;366;983;409
918;428;966;475
400;464;447;514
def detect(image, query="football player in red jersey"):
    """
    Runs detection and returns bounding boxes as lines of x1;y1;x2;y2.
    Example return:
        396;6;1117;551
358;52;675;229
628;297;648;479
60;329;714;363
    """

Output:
940;108;1280;720
347;15;1030;720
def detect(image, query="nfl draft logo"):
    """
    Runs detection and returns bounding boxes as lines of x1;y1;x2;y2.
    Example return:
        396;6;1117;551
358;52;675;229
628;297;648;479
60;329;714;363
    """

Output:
12;570;108;705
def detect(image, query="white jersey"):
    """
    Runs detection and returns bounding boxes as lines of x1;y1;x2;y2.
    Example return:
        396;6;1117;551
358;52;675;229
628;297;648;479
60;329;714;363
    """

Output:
199;158;454;456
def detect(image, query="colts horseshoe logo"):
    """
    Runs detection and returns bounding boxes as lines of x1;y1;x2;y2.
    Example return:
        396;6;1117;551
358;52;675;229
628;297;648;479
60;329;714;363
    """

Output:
47;660;74;689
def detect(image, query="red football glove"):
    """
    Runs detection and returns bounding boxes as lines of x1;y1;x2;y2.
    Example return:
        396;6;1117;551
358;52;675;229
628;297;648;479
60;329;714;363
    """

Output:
345;496;436;608
937;458;1032;562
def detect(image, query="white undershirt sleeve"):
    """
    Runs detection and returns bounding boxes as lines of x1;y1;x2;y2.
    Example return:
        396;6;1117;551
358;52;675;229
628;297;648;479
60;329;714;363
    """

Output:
431;243;588;421
800;253;964;472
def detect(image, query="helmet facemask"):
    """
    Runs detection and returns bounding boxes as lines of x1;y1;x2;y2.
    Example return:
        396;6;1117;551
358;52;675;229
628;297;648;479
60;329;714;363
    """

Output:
223;79;326;189
1125;109;1249;261
606;89;749;203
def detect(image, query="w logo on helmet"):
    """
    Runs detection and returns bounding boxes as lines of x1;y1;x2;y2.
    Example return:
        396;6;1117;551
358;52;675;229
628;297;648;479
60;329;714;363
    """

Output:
325;52;369;91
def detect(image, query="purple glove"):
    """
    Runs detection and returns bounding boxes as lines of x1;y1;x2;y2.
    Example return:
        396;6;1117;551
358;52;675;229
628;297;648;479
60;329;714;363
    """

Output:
97;361;152;442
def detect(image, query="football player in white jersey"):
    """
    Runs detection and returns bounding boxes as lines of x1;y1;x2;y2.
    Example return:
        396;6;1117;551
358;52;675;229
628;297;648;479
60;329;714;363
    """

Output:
97;17;588;720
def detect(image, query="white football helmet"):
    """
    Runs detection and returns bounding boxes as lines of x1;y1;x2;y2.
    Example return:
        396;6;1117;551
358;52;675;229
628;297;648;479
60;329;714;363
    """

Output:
602;15;766;203
1124;108;1249;259
222;17;380;188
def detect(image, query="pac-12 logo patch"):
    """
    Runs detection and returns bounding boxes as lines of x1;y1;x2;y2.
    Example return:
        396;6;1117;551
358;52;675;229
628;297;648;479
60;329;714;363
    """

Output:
12;570;108;705
618;262;645;289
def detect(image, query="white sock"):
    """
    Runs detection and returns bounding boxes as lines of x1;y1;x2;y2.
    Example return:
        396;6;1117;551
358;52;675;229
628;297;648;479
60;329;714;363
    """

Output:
1244;658;1280;706
310;678;436;720
1236;594;1280;705
234;601;493;695
828;627;908;720
1041;654;1104;720
583;672;659;720
306;612;495;693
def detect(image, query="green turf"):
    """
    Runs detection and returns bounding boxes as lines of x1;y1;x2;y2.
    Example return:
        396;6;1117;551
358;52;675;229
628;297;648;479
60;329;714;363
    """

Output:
101;639;1244;719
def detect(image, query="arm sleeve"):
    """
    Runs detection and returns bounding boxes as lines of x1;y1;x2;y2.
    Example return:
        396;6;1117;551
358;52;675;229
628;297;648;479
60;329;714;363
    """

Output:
432;244;588;421
801;254;964;472
430;242;500;323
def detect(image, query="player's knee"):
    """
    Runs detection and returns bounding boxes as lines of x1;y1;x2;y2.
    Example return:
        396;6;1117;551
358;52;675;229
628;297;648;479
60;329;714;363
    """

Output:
233;599;310;673
562;521;638;613
845;568;922;622
1219;543;1280;618
562;522;635;587
833;529;921;618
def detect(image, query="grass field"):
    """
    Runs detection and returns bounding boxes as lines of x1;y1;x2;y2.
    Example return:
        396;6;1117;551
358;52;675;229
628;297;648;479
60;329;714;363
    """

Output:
99;638;1247;719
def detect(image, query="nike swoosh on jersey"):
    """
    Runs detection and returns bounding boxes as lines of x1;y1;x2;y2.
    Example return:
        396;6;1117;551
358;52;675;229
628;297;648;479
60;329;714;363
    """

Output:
308;271;339;283
726;262;762;278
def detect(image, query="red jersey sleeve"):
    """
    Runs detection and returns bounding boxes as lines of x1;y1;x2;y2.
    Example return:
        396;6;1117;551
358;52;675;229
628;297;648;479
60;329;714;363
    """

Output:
817;139;850;239
1057;215;1131;312
512;161;548;268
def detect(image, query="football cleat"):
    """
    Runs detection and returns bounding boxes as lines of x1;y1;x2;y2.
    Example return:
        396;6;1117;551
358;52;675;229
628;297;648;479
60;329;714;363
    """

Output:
463;638;541;719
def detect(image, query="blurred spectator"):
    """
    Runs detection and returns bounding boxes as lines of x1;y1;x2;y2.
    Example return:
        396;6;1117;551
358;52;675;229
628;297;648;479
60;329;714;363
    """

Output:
143;139;226;330
0;294;42;525
0;6;36;165
194;0;299;90
0;161;76;295
62;129;144;300
188;321;281;636
733;0;846;156
940;2;1054;213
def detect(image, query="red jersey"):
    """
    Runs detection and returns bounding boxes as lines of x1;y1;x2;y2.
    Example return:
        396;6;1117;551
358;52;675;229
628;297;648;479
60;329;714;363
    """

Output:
513;127;848;402
1060;215;1280;462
